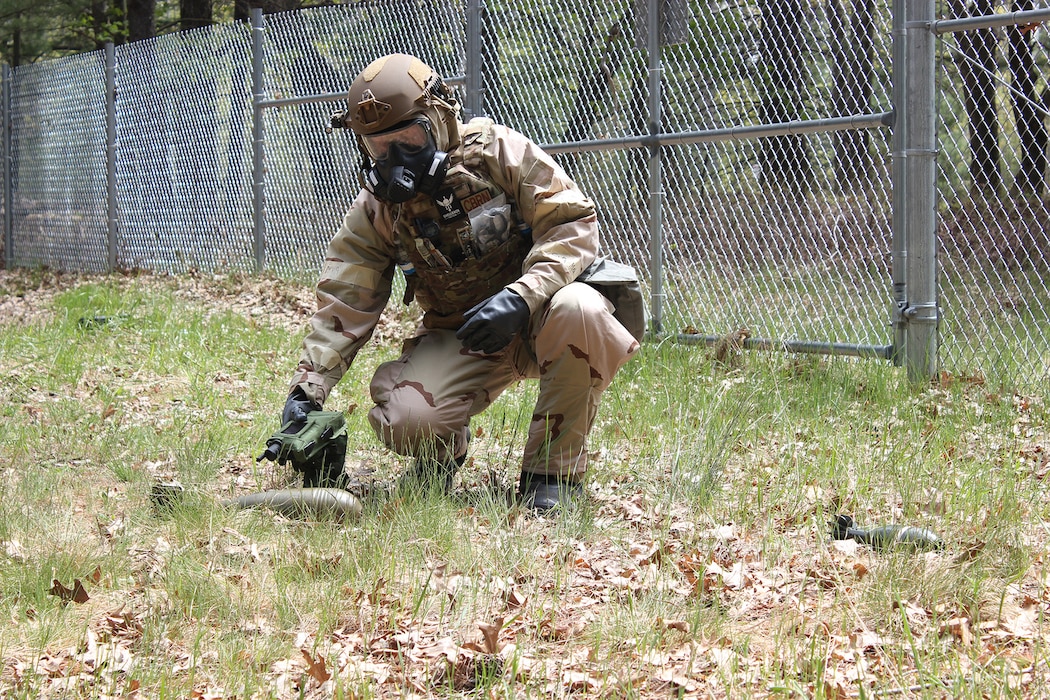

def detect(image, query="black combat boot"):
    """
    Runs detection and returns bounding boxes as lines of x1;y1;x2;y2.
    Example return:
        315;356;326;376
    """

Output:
517;473;582;512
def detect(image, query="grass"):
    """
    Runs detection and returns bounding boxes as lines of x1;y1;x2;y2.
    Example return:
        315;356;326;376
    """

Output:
1;267;1049;698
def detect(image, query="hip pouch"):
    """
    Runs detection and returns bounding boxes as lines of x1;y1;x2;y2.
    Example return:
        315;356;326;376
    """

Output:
576;257;647;342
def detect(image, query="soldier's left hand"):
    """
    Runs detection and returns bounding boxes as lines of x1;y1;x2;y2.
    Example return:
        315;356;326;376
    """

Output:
456;288;530;354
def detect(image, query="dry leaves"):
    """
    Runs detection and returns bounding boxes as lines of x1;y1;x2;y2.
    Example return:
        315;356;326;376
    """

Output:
5;269;1050;698
49;578;90;605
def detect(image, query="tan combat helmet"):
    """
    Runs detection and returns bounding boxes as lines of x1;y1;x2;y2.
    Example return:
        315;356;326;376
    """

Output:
332;54;461;152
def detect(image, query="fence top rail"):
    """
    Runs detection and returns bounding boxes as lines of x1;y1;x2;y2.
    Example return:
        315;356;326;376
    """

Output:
928;7;1050;34
540;111;894;155
249;94;892;153
257;76;466;110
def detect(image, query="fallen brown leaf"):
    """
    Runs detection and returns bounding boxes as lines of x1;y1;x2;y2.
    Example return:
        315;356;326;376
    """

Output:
850;628;885;651
36;653;69;677
655;666;700;693
942;616;974;646
823;673;853;700
503;587;528;608
562;669;602;692
478;619;503;654
658;617;690;633
301;648;331;683
892;598;929;627
416;636;460;663
1001;600;1040;639
49;578;89;604
189;689;228;700
102;607;144;639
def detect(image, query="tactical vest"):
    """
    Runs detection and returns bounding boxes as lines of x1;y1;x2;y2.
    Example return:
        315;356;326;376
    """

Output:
392;119;532;330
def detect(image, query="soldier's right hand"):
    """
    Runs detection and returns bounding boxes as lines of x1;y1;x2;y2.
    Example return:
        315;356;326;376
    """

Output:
282;387;319;425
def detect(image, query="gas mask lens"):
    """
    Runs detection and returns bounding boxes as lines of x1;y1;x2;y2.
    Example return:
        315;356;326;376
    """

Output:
362;120;431;161
358;117;449;203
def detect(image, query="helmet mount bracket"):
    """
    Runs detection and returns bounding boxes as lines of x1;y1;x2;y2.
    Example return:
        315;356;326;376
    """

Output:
355;89;391;128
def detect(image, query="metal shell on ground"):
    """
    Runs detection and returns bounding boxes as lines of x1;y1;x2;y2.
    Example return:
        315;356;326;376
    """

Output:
223;488;363;521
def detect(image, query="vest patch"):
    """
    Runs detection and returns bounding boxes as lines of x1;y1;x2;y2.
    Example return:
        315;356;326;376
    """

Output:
433;189;466;222
462;189;493;213
413;217;441;240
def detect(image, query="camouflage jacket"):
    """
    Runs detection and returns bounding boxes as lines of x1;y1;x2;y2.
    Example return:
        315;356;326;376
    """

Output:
290;117;599;405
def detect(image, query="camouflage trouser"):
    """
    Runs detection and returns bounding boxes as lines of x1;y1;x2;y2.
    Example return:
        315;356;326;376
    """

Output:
368;282;640;479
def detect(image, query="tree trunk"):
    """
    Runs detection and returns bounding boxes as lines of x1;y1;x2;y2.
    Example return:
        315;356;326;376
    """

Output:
88;1;124;47
628;66;650;209
828;0;874;188
127;0;157;41
954;0;1001;194
235;0;297;22
560;14;628;176
1007;0;1047;197
180;0;214;31
758;0;812;196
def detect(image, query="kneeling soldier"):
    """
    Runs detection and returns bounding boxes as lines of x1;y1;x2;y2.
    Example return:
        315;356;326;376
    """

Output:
275;54;643;511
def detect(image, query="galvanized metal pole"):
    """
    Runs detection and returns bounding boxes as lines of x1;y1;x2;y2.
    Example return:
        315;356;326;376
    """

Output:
647;0;664;336
889;0;907;365
903;1;939;382
541;111;892;154
931;7;1050;33
465;0;484;118
2;63;12;270
251;7;267;274
675;333;892;359
105;43;118;272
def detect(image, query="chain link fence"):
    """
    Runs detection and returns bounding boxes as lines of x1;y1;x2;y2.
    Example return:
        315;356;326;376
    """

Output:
936;3;1050;381
2;1;1049;387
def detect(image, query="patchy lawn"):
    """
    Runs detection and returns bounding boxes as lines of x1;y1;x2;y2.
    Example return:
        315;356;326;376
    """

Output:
1;268;1049;699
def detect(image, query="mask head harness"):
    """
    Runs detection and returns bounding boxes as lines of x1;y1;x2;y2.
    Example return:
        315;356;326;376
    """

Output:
328;54;456;204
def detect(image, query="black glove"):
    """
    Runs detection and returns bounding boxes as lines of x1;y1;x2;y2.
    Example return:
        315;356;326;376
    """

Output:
282;387;319;426
456;288;530;354
259;388;320;464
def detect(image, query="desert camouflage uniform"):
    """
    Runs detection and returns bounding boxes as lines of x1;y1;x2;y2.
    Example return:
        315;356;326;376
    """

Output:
290;117;640;478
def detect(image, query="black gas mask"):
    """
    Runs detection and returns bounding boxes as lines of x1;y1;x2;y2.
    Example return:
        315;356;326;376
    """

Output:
359;119;450;203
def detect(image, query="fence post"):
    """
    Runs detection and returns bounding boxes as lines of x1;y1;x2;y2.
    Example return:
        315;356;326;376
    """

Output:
646;0;664;335
105;43;118;272
251;7;267;274
902;0;939;382
464;0;484;118
2;63;12;269
889;0;907;366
